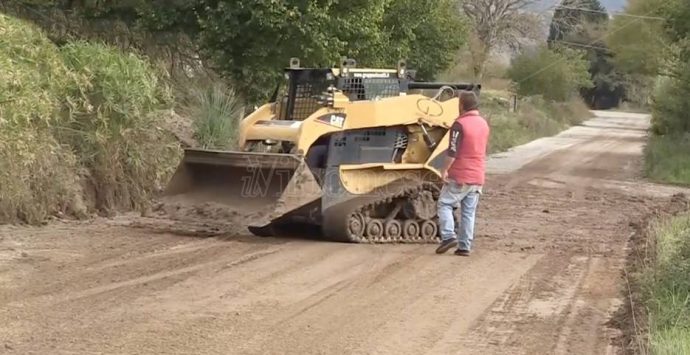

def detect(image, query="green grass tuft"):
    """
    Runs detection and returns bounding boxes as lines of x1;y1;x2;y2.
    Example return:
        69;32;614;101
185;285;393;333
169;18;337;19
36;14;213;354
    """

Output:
641;213;690;354
184;82;244;150
645;134;690;186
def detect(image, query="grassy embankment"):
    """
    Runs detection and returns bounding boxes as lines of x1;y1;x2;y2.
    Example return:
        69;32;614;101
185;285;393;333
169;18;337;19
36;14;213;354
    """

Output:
636;68;690;355
479;89;592;154
645;135;690;185
631;211;690;354
0;13;179;224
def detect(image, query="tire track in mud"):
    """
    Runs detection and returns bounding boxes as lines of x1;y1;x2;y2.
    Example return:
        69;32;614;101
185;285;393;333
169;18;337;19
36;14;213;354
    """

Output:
50;246;285;306
439;253;597;355
553;256;626;355
2;229;309;323
1;111;687;354
228;251;541;355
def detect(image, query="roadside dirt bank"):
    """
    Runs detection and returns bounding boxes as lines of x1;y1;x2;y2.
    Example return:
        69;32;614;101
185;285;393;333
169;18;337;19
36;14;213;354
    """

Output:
1;111;689;354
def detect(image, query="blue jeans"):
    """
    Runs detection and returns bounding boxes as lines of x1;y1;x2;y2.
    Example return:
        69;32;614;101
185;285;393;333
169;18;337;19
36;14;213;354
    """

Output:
437;181;481;251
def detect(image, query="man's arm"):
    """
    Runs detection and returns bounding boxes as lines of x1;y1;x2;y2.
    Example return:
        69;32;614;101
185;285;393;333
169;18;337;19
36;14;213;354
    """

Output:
441;122;462;181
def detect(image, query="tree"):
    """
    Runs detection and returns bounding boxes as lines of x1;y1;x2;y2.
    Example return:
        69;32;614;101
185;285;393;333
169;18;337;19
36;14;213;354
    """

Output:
547;0;626;109
604;0;668;106
507;45;593;101
603;0;689;133
605;0;667;77
382;0;467;80
5;0;468;105
651;0;690;134
458;0;543;80
548;0;608;44
198;0;467;104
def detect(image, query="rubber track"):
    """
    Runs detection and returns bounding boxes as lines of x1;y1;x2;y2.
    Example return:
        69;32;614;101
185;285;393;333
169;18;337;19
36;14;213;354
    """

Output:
321;178;440;243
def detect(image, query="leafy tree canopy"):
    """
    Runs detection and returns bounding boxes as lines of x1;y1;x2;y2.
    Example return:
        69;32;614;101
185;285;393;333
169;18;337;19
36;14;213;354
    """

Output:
197;0;467;103
547;0;626;108
605;0;667;76
6;0;468;104
507;45;593;102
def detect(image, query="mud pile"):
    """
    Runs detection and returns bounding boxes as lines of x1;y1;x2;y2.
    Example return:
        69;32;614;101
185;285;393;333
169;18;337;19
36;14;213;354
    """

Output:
129;198;269;238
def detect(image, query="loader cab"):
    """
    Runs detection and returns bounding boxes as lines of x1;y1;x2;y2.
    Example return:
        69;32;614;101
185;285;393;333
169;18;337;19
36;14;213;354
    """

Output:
274;58;411;121
337;70;405;101
275;67;336;121
335;58;413;100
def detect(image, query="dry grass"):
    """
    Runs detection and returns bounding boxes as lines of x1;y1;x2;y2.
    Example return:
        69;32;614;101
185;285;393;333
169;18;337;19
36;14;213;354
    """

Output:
0;14;180;223
59;41;180;213
180;82;244;150
640;213;690;354
0;128;85;224
483;93;592;154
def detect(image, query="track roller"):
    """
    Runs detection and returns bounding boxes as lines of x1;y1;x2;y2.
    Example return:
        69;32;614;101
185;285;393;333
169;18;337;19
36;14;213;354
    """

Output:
348;213;366;240
402;220;420;239
366;219;384;240
384;220;402;240
420;220;438;241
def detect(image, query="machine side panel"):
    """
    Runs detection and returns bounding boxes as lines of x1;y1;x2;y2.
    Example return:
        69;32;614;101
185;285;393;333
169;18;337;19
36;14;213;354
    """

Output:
326;126;405;166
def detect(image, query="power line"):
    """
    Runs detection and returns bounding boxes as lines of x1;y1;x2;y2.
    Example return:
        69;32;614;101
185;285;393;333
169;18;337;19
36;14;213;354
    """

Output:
550;39;612;51
554;5;666;21
514;4;655;84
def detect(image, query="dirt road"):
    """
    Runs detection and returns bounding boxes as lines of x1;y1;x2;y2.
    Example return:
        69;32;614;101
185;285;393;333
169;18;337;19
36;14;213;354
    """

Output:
1;111;687;354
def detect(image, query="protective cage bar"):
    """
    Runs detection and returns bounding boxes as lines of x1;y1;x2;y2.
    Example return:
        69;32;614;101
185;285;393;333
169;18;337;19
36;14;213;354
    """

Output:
280;69;335;121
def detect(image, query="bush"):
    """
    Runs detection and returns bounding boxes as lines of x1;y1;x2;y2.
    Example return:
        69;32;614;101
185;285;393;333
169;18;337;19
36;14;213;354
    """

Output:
507;45;593;102
0;14;180;223
641;213;690;354
0;13;73;126
183;82;244;150
0;14;85;223
0;128;85;224
646;57;690;186
644;134;690;185
59;41;180;212
650;62;690;135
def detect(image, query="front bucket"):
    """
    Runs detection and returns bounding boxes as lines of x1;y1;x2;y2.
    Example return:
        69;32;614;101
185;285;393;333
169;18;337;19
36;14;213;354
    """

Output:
163;149;323;234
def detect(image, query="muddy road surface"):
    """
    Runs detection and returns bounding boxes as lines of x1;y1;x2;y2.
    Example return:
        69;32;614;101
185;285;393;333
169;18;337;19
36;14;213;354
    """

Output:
1;111;688;354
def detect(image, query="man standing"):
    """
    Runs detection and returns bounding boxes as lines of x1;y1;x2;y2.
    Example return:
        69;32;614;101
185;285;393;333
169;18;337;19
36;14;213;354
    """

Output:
435;90;490;256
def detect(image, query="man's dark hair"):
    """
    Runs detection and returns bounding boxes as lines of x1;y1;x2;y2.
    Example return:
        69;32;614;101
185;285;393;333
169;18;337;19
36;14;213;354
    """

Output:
457;90;479;111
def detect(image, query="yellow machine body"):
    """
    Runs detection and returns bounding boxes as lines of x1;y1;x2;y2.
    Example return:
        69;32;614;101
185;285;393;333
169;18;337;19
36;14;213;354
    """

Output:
164;58;480;242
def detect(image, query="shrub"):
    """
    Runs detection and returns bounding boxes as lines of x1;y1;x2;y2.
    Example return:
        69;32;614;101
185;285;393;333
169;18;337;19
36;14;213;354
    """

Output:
0;14;73;126
183;82;244;150
59;41;180;212
0;14;181;223
0;14;85;224
641;213;690;354
482;92;592;153
644;134;690;185
507;45;593;102
650;61;690;135
0;128;85;224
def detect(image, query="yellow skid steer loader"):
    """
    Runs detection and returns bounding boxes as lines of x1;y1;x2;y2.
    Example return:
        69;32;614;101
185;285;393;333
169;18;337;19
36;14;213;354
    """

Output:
163;58;480;243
